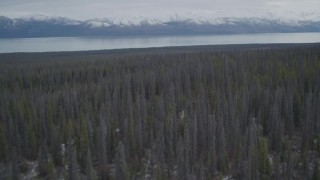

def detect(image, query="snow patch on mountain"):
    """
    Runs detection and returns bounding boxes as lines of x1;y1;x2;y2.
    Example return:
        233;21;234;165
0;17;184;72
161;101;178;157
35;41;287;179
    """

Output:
3;11;320;28
0;12;320;38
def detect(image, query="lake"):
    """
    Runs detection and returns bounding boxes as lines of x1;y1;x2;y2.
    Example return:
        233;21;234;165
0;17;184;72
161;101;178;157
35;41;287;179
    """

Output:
0;33;320;53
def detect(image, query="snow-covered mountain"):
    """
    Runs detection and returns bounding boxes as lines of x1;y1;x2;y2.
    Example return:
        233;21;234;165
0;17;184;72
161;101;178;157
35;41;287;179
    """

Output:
0;14;320;38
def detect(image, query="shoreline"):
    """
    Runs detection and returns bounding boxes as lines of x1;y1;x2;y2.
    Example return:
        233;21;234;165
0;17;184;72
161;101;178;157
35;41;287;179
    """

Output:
1;43;319;56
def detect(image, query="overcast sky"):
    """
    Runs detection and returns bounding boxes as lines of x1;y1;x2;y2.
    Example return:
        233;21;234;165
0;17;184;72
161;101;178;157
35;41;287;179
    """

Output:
1;0;320;20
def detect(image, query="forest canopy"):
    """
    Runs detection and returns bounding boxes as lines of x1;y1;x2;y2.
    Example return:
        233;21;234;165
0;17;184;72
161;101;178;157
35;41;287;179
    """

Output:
0;44;319;179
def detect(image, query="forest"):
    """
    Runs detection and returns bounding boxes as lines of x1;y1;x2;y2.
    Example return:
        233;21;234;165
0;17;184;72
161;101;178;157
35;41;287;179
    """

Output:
0;44;319;179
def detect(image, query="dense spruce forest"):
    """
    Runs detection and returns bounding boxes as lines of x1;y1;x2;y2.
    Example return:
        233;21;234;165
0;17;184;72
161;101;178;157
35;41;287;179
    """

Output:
0;44;320;180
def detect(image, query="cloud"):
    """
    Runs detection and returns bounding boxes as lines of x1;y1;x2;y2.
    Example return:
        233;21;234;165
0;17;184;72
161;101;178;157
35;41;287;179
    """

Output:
0;0;319;20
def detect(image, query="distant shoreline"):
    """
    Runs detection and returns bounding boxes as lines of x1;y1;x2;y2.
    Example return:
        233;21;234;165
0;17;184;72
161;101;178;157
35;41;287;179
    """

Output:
1;43;319;56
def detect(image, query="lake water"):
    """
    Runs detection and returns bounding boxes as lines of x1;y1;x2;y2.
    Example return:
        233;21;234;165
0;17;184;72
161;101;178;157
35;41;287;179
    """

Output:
0;33;320;53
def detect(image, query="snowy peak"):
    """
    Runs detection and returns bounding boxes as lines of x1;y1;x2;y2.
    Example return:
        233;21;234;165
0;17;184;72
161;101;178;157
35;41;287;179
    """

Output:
4;13;320;27
0;14;320;38
83;16;166;28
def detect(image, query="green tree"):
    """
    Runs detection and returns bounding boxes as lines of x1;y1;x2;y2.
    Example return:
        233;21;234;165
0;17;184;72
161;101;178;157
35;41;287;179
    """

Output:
259;137;270;179
313;161;319;180
79;113;89;171
0;122;8;161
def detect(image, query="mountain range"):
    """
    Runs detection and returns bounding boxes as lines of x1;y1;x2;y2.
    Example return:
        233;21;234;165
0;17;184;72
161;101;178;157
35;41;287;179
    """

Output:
1;15;320;38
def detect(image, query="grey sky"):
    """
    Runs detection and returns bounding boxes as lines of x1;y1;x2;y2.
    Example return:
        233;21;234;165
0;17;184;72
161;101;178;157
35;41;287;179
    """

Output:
1;0;320;20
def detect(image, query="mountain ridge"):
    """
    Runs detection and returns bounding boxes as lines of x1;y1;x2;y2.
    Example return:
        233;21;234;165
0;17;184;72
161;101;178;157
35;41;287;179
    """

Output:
1;15;320;38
